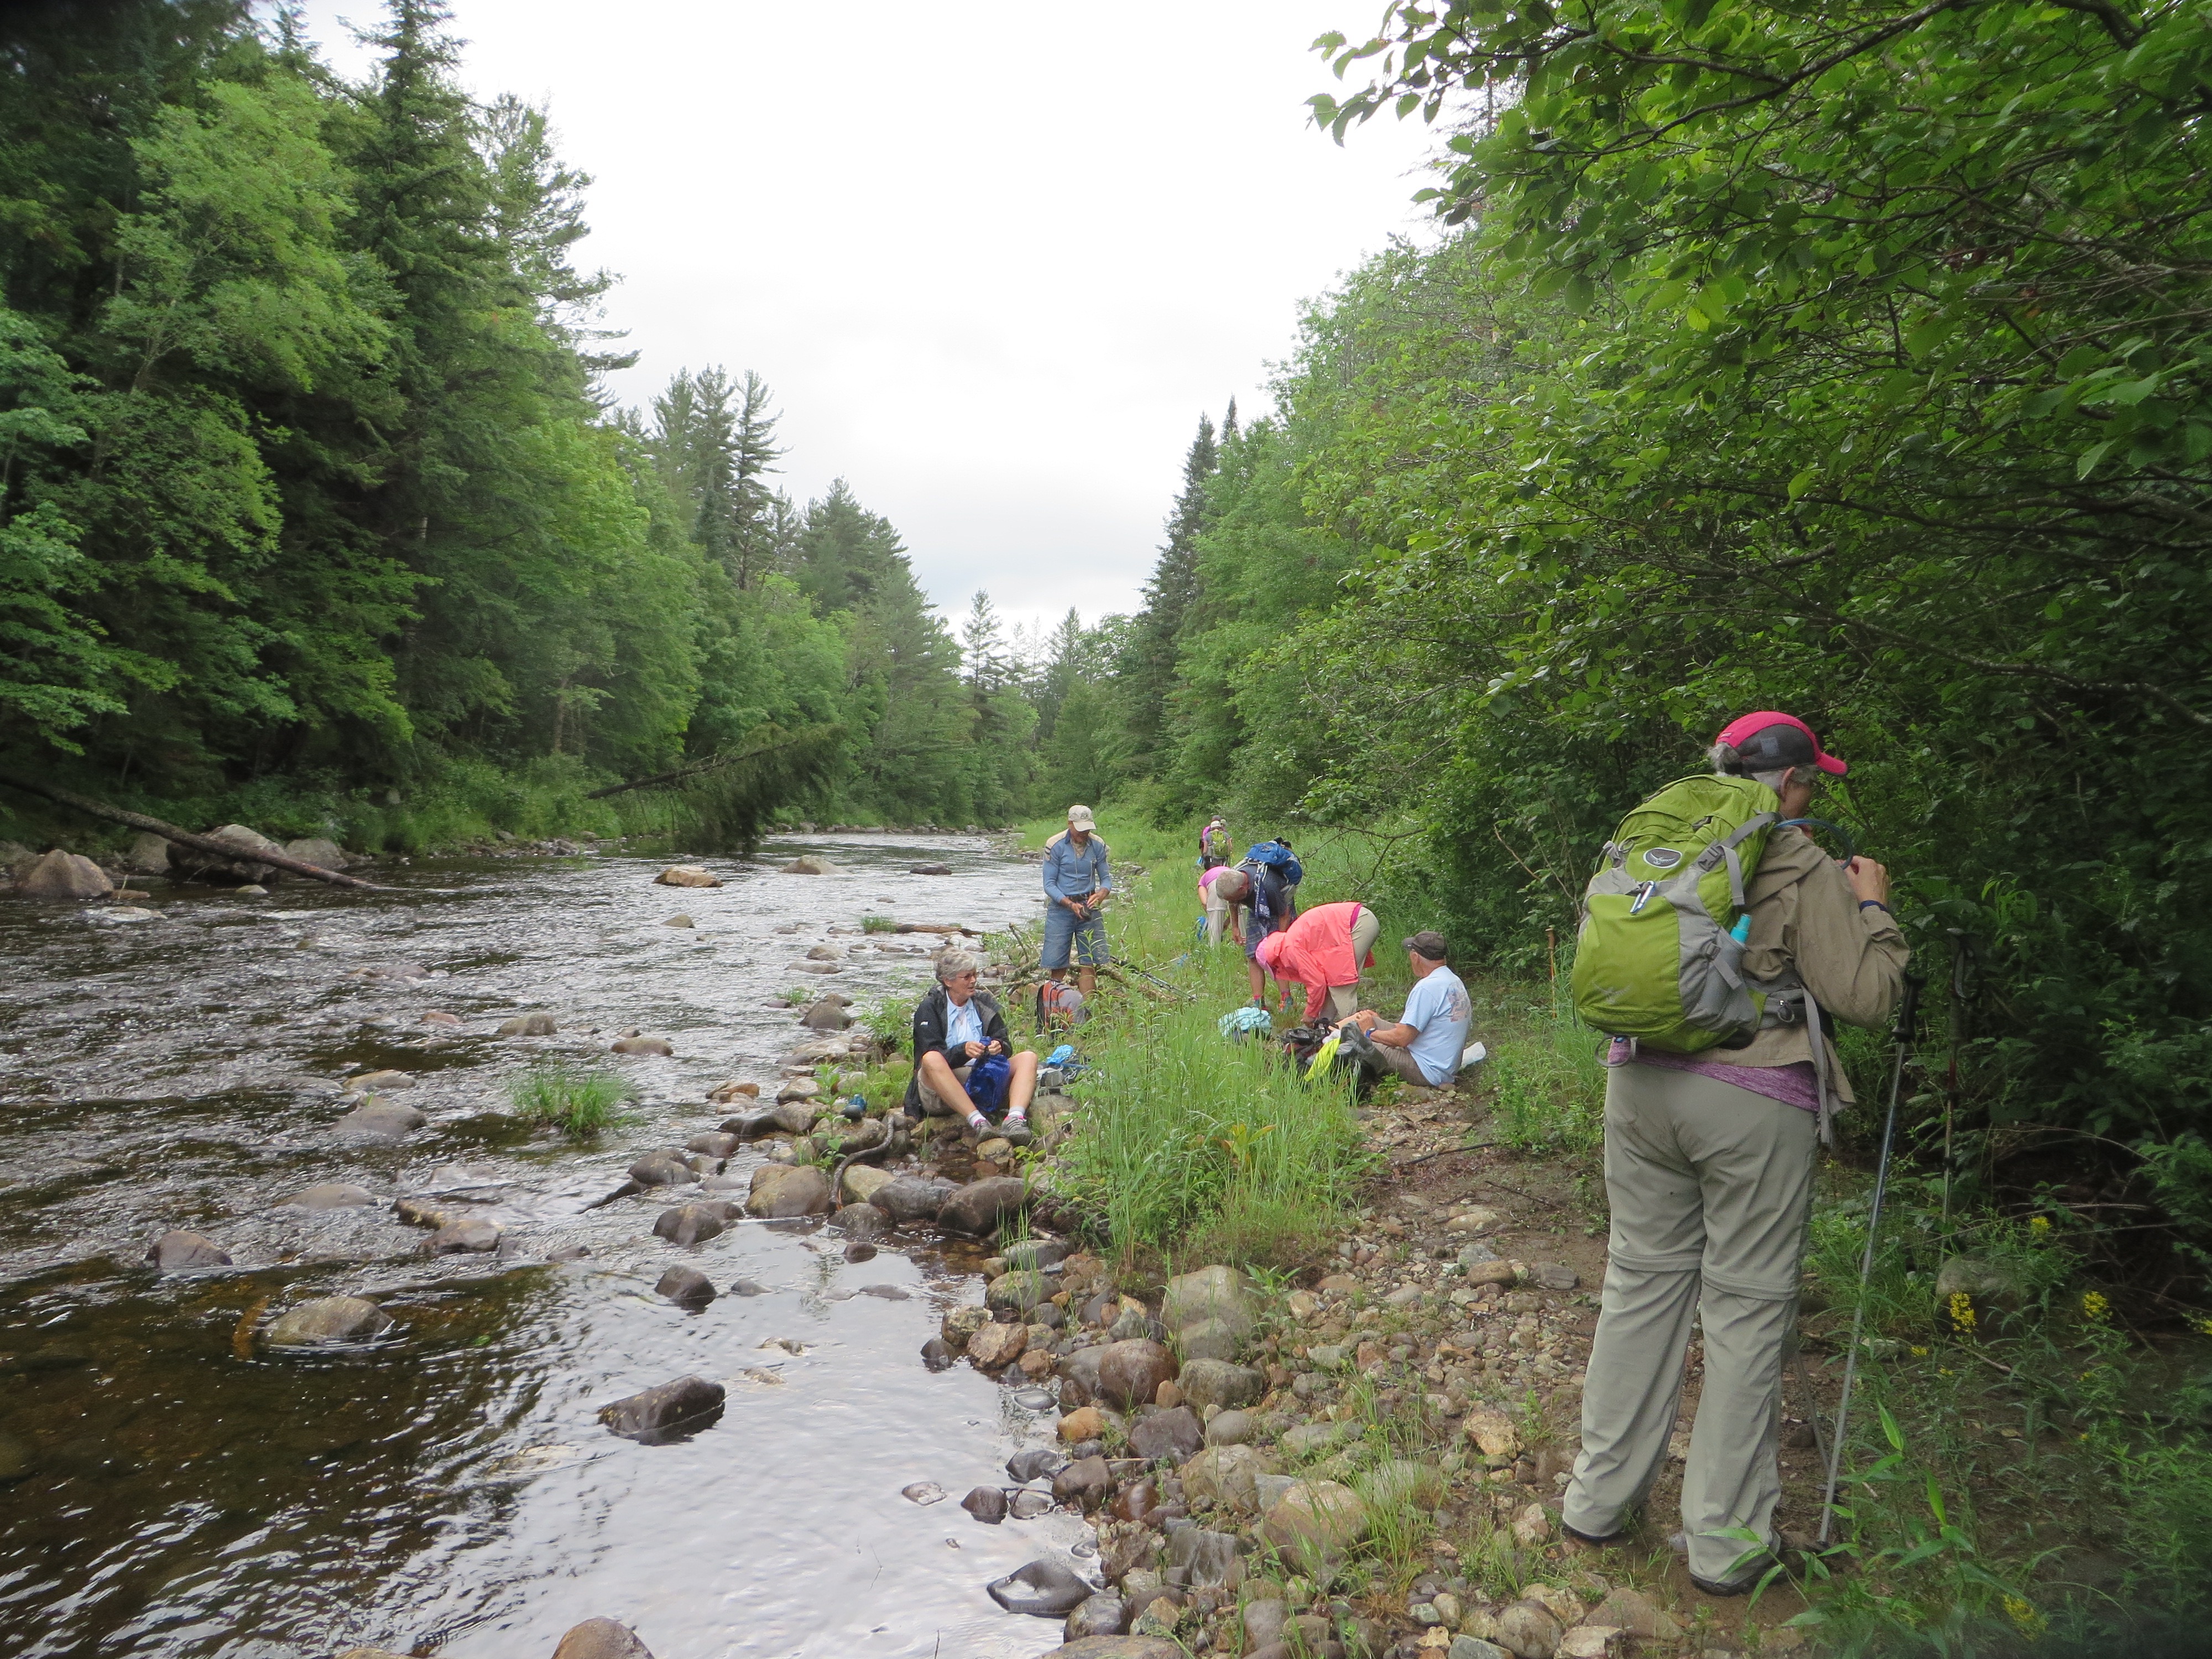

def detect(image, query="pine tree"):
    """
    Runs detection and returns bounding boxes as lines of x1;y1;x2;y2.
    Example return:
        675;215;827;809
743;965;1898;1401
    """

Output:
1117;411;1219;771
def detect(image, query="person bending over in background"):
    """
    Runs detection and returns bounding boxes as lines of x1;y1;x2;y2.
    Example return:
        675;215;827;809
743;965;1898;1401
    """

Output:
1201;863;1247;947
1254;898;1380;1025
1041;804;1112;999
1340;930;1472;1088
1238;843;1300;1003
903;947;1038;1145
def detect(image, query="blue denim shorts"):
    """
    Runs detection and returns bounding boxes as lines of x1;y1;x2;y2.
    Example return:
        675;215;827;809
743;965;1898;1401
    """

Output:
1041;903;1109;969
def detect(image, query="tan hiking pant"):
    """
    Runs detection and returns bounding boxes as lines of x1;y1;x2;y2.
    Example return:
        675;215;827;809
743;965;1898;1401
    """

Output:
1563;1062;1818;1585
1322;906;1385;1021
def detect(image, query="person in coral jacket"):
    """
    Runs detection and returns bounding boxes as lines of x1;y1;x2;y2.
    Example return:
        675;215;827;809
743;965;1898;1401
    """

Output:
1253;899;1381;1024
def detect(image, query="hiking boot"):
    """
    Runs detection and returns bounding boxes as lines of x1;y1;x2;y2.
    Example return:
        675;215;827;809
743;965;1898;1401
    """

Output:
1685;1534;1817;1597
999;1120;1034;1149
1560;1519;1630;1548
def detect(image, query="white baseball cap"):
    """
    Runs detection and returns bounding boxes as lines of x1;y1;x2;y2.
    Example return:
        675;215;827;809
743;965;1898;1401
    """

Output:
1066;804;1097;832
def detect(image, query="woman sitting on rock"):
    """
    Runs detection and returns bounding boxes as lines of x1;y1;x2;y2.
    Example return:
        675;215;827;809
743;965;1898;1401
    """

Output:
902;947;1038;1144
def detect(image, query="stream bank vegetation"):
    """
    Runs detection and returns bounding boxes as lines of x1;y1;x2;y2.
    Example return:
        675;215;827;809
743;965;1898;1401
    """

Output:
507;1061;637;1141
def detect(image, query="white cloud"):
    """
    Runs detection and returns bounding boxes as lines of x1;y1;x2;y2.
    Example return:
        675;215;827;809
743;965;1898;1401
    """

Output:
293;1;1441;632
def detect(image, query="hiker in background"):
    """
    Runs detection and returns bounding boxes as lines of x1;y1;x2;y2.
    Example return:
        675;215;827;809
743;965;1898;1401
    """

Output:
1254;897;1380;1025
1339;930;1472;1088
1562;711;1906;1595
1041;803;1112;999
1200;863;1246;947
1237;837;1302;1003
904;947;1038;1144
1199;816;1233;869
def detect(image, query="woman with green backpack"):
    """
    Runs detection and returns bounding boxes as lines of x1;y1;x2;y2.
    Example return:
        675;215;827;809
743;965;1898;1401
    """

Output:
1560;712;1908;1595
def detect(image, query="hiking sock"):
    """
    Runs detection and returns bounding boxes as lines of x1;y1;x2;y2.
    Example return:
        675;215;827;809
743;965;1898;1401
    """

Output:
966;1111;990;1134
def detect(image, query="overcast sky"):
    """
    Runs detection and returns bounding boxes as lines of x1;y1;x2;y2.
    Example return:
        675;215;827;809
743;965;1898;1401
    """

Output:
291;2;1441;637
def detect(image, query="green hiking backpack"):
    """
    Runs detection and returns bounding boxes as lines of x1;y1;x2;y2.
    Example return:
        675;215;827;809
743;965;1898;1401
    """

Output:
1571;774;1781;1053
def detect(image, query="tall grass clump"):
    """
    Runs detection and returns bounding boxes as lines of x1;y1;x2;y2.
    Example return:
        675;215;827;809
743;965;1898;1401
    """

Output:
1479;975;1606;1155
507;1061;638;1140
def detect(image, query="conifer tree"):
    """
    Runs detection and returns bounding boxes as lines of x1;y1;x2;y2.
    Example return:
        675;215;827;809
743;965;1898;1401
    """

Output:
1117;411;1219;773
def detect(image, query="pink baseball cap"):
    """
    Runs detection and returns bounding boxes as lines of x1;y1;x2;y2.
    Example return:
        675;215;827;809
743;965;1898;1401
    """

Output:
1715;710;1848;777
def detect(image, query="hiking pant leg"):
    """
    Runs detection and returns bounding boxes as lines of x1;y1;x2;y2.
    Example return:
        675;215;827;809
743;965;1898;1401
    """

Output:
1565;1065;1705;1537
1350;905;1381;979
1670;1076;1819;1584
1323;984;1360;1022
1363;1040;1430;1088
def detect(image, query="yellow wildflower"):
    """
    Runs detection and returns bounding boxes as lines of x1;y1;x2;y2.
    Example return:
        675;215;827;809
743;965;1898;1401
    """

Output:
2030;1215;2051;1236
1911;1345;1929;1358
2004;1595;2047;1640
1948;1291;1978;1334
2082;1291;2109;1323
2198;1317;2212;1338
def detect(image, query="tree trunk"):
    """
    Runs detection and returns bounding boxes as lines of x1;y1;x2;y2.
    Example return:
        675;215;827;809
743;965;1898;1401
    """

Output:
0;774;388;891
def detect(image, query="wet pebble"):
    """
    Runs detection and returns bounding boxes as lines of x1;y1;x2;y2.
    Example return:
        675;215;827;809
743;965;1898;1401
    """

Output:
652;1204;727;1246
961;1485;1007;1523
145;1229;230;1270
278;1182;375;1209
1006;1447;1065;1482
728;1277;770;1297
426;1218;500;1254
551;1616;656;1658
628;1151;698;1187
1007;1488;1054;1519
985;1557;1094;1618
902;1481;946;1505
265;1295;392;1347
334;1100;426;1140
920;1337;955;1371
655;1266;716;1309
598;1375;725;1443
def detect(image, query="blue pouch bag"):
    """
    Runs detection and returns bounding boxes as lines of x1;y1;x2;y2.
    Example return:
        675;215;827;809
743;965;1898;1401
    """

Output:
966;1053;1014;1116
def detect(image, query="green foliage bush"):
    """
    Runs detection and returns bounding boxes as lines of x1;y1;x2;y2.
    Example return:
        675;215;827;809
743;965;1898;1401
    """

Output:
506;1061;637;1140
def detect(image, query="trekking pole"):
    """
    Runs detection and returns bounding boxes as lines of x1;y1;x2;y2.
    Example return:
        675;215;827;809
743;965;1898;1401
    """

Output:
1817;968;1924;1547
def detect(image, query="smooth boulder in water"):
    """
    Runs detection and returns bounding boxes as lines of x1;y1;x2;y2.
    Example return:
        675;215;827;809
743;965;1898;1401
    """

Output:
1064;1595;1133;1639
830;1203;891;1241
746;1164;831;1218
1006;1447;1065;1483
655;864;721;888
655;1266;716;1310
628;1151;698;1188
909;862;953;875
870;1175;956;1224
279;1182;376;1209
937;1175;1030;1236
611;1036;674;1056
961;1485;1008;1524
498;1013;559;1036
781;855;839;875
920;1337;955;1372
146;1229;230;1270
800;998;851;1031
169;823;281;884
425;1218;500;1254
598;1375;725;1443
984;1557;1094;1618
265;1296;393;1347
652;1204;726;1246
334;1100;426;1141
550;1618;656;1658
17;849;112;901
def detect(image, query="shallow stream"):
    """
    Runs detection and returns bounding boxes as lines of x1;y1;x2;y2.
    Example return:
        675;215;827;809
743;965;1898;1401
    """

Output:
0;834;1083;1659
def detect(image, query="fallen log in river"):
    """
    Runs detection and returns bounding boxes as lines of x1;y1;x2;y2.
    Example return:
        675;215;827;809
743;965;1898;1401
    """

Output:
0;772;388;893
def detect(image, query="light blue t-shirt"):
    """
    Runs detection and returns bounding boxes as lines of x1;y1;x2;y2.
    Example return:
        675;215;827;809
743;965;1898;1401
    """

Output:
1400;965;1472;1085
946;997;984;1052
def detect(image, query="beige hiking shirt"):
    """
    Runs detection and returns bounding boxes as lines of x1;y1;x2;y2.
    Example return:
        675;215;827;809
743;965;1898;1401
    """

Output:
1702;827;1910;1104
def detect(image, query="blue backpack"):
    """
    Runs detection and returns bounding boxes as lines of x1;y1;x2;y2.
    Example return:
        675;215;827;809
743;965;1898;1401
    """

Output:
1244;840;1304;885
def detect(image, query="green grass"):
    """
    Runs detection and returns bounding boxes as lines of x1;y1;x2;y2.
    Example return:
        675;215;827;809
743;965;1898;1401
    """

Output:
1477;975;1607;1155
861;914;897;933
507;1061;638;1140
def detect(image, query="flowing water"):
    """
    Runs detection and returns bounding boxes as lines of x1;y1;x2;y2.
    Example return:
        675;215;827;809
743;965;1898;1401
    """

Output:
0;835;1089;1659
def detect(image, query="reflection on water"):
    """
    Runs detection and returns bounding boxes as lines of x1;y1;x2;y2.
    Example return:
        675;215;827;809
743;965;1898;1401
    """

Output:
0;837;1083;1658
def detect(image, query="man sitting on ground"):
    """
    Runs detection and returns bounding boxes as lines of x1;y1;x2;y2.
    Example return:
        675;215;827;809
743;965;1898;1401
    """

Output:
902;947;1039;1144
1340;930;1473;1089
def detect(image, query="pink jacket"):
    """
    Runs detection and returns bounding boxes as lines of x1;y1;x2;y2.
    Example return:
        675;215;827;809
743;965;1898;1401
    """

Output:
1258;901;1371;1022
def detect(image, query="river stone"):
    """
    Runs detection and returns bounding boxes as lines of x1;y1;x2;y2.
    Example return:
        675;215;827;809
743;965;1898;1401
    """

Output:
1050;1641;1181;1658
1065;1595;1131;1639
661;914;694;928
121;831;172;873
941;1305;991;1351
1585;1588;1681;1641
709;1079;762;1101
840;1163;894;1206
987;1556;1093;1618
782;855;840;875
1008;1488;1054;1519
1496;1601;1564;1659
1161;1265;1254;1338
656;1265;716;1310
728;1277;770;1297
1522;1262;1579;1292
498;1014;559;1036
653;1204;726;1246
1174;1318;1244;1363
18;849;113;900
1175;1358;1263;1413
789;960;841;975
280;836;349;871
266;1296;392;1346
1178;1443;1274;1513
336;1650;414;1659
1260;1479;1369;1575
612;1036;674;1056
629;1151;698;1187
1464;1403;1521;1459
920;1337;955;1371
281;1182;376;1209
170;823;282;884
550;1616;656;1658
353;1068;414;1092
938;1175;1031;1236
747;1163;832;1217
1052;1455;1112;1510
962;1484;1008;1523
1204;1409;1253;1448
1449;1642;1510;1659
873;1175;957;1223
1129;1405;1203;1463
1095;1339;1175;1410
146;1229;229;1270
828;1203;891;1243
1008;1447;1066;1483
426;1218;500;1254
987;1270;1052;1314
598;1375;726;1442
795;998;851;1034
655;864;721;888
968;1321;1027;1368
1003;1238;1067;1272
686;1131;740;1159
335;1100;426;1140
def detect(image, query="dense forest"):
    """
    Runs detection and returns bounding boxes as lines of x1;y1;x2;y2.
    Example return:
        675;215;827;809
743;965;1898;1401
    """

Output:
0;0;1120;845
1081;1;2212;1269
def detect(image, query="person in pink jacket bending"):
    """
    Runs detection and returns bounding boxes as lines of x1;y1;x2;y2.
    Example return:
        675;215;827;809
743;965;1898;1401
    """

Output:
1253;899;1381;1024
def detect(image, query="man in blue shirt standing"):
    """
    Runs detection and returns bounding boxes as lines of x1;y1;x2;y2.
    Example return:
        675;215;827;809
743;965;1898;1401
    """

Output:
1342;930;1473;1088
1041;804;1112;999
